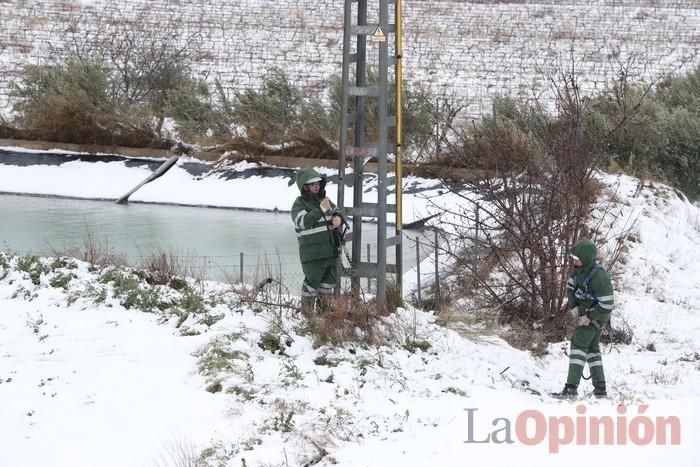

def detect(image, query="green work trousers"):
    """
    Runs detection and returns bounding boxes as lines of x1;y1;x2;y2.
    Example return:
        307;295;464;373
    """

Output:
300;257;337;312
566;324;606;389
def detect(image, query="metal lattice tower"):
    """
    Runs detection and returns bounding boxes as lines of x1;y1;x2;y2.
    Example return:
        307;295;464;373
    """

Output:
337;0;403;307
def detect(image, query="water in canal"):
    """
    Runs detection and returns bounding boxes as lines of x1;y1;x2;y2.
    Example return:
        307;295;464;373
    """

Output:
0;194;429;288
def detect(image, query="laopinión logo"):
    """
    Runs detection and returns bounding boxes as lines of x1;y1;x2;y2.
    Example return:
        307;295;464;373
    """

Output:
464;404;681;453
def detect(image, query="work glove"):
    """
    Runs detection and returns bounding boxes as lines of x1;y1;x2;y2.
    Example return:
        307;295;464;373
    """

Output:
569;306;579;317
574;288;588;301
577;314;591;327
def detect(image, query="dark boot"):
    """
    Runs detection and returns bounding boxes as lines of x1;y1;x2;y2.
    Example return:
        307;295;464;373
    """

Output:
593;385;607;399
551;384;578;399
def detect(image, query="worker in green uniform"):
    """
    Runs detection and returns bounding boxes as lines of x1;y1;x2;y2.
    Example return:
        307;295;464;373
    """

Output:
291;168;341;312
557;238;615;398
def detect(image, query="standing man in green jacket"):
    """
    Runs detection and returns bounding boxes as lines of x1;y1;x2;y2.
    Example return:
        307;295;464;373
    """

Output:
557;238;615;398
291;168;342;312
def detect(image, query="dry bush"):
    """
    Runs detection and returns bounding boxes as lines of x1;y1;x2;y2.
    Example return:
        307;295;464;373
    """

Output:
429;61;627;347
273;133;339;160
151;436;203;467
218;252;300;313
215;136;268;157
138;247;207;285
439;118;532;173
11;57;169;148
17;94;165;148
508;306;577;355
0;121;25;139
603;315;634;346
50;225;127;268
215;133;338;160
304;294;392;347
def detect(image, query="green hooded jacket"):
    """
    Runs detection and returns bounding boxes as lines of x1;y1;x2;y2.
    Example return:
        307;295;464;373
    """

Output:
291;168;338;264
566;239;614;323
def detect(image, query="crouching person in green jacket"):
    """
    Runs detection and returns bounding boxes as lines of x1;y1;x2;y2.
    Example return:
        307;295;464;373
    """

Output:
291;168;342;313
557;238;615;399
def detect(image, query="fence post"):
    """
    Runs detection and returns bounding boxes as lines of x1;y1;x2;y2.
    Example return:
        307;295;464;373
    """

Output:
415;236;421;304
434;230;440;311
239;252;244;283
366;243;371;293
278;262;282;303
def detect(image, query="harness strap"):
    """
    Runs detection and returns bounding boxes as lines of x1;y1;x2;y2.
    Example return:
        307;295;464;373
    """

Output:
582;263;601;293
574;263;602;303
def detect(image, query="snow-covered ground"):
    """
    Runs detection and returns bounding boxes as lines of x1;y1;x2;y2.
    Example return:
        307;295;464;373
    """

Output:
1;148;700;466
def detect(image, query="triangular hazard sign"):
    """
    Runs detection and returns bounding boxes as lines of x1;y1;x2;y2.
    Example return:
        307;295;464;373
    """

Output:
371;26;386;42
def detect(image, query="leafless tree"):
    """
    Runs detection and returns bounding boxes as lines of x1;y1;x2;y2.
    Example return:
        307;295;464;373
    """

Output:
51;6;203;133
427;55;658;344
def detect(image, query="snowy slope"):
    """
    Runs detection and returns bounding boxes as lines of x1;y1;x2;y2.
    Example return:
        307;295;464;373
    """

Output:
1;159;700;466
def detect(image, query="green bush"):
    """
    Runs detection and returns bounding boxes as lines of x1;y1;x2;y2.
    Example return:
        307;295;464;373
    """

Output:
586;65;700;199
195;334;251;382
164;78;231;141
402;83;441;157
99;268;169;313
15;256;49;285
12;57;110;116
257;331;284;354
179;287;206;315
10;56;163;147
403;338;431;354
232;68;305;144
439;99;537;173
0;252;11;270
49;272;75;290
327;70;440;158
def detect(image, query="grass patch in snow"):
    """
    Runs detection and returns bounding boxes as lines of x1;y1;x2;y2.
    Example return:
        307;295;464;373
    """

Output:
99;267;170;313
403;338;431;353
195;332;253;388
15;255;49;285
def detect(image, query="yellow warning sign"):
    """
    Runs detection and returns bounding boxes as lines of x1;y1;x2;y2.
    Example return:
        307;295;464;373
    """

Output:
371;26;386;42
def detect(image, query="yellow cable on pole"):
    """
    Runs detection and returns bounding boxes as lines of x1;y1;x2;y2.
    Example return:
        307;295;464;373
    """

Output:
395;0;403;230
395;0;403;289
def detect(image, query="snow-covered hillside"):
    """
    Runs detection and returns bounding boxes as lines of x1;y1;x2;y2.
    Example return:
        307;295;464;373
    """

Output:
1;170;699;466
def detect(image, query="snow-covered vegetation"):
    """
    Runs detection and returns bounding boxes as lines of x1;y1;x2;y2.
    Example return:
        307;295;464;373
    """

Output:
1;173;699;466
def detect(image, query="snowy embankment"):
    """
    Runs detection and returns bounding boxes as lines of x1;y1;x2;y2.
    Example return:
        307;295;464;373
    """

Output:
0;147;450;225
1;148;700;466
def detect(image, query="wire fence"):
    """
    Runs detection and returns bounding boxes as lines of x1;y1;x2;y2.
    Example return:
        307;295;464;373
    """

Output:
189;230;442;307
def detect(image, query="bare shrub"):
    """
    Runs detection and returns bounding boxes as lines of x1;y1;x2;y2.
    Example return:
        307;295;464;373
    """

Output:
411;92;465;164
152;436;203;467
138;247;207;285
57;7;204;130
49;225;127;268
303;294;392;347
218;251;300;313
429;56;653;348
602;315;634;346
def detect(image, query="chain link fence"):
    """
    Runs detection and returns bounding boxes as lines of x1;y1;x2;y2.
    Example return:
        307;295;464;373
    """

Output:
182;230;440;307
